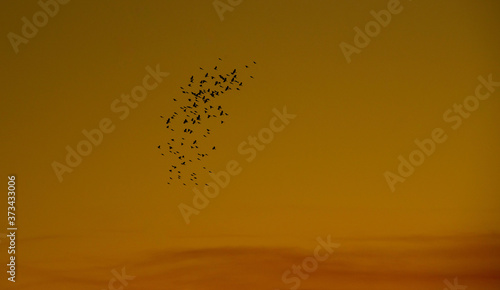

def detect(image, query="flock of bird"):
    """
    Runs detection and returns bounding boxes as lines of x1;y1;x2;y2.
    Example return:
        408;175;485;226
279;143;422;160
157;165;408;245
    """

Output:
158;58;256;186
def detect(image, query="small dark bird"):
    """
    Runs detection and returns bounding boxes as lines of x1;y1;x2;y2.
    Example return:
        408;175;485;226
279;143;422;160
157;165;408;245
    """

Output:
157;145;161;149
212;146;216;150
214;66;217;70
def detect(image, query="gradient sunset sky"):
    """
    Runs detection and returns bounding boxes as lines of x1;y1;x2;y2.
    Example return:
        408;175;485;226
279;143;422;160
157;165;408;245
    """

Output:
1;0;500;289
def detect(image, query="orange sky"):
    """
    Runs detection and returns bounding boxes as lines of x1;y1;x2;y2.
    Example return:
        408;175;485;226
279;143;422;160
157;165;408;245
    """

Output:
1;0;500;289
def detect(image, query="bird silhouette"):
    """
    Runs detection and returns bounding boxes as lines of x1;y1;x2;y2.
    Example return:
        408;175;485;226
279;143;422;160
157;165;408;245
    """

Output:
158;58;256;185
